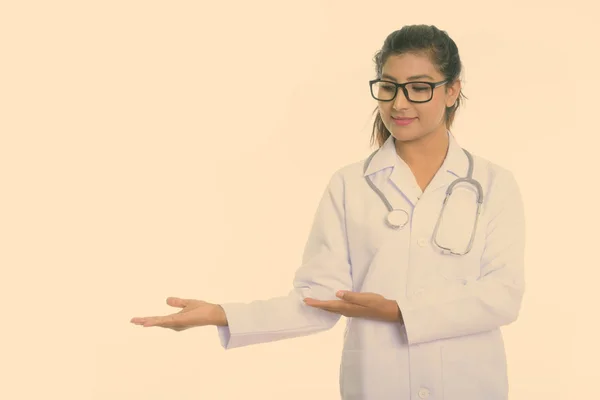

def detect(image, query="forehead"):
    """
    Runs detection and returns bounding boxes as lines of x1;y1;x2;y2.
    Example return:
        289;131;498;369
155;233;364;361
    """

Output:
380;52;442;82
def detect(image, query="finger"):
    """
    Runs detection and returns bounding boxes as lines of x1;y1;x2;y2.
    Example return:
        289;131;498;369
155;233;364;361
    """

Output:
148;315;180;328
336;291;376;306
303;298;343;308
131;314;180;328
131;316;164;327
131;311;182;325
166;297;189;308
306;302;344;314
304;299;368;317
131;317;154;326
303;298;322;306
322;303;367;317
304;298;368;309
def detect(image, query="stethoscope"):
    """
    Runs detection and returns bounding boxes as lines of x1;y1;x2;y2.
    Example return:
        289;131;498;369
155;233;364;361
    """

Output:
363;147;484;255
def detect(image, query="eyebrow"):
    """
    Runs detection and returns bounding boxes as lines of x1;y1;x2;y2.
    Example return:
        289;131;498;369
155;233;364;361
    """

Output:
381;73;435;81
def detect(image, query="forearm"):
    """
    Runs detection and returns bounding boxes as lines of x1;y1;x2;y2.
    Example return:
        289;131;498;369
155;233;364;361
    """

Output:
397;276;524;345
214;171;353;349
216;291;342;349
396;169;527;344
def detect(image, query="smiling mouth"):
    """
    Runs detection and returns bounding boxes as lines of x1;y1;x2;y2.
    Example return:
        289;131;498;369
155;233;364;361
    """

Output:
391;116;416;126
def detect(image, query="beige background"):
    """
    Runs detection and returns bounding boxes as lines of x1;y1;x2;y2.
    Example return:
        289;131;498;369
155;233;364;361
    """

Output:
2;1;598;399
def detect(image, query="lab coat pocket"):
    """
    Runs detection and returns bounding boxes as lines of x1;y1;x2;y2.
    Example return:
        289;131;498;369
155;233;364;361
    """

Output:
435;252;481;282
441;331;508;399
431;186;485;282
432;218;485;283
340;348;410;400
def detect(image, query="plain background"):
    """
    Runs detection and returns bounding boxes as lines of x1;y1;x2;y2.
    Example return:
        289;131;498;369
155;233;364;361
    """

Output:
1;1;599;399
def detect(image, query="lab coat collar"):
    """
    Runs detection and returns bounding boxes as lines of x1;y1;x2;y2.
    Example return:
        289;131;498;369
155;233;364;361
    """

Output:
363;133;399;177
363;130;470;198
426;130;471;192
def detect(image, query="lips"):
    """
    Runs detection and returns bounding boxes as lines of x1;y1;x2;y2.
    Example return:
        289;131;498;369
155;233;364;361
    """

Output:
391;116;416;126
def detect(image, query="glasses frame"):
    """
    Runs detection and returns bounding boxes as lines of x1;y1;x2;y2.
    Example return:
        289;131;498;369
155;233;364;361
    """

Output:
369;78;449;103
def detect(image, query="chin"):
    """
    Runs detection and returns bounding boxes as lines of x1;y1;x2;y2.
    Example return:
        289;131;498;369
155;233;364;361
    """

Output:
389;128;423;143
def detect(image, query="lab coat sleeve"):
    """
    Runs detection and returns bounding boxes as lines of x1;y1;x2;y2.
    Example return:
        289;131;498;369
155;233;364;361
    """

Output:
397;169;526;345
215;171;353;349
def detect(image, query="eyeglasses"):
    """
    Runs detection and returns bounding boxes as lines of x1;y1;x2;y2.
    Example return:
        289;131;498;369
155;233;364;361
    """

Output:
369;79;448;103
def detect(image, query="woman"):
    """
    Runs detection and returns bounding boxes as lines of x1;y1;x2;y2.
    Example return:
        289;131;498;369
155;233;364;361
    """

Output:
131;24;526;400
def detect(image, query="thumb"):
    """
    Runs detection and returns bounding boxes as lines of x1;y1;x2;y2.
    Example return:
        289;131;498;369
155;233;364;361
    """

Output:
336;290;370;305
336;290;354;301
166;297;188;308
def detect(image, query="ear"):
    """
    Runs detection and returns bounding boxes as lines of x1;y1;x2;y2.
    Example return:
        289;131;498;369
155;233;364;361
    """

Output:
445;79;461;107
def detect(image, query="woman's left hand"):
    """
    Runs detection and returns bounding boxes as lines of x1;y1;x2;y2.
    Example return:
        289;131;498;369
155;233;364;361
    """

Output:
303;290;402;323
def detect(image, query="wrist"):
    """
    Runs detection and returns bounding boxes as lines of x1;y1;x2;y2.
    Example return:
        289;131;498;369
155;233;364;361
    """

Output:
210;304;228;326
388;299;402;322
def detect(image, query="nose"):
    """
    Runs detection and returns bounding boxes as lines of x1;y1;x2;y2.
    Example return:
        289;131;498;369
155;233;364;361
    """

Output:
392;88;410;110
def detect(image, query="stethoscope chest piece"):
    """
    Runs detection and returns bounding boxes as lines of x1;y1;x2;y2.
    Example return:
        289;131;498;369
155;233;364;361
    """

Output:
386;209;409;229
364;143;482;254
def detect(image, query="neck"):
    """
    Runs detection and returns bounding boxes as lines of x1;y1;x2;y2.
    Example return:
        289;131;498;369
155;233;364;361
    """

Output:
394;128;449;170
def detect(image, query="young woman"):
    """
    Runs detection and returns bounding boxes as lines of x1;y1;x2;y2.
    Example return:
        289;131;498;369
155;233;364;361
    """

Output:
131;24;526;400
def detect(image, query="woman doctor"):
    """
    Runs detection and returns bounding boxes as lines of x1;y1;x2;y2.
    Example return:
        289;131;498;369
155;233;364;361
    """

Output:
131;24;526;400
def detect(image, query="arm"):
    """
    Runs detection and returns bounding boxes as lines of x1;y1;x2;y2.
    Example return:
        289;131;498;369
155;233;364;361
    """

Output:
216;171;353;349
396;170;526;345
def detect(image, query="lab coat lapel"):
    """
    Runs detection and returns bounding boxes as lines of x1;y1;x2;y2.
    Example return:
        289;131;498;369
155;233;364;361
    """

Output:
364;135;422;206
425;132;470;194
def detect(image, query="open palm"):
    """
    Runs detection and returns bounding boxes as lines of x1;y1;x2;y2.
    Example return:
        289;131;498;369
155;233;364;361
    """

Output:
130;297;219;331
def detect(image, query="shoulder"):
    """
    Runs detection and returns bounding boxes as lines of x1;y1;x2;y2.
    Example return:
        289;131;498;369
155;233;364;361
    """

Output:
324;158;369;192
471;153;520;188
469;152;524;213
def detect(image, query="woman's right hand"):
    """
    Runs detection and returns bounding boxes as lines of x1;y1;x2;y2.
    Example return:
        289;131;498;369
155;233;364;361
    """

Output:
130;297;228;331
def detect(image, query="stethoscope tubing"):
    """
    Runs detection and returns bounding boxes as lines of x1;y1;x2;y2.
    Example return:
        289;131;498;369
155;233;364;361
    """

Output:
363;146;484;255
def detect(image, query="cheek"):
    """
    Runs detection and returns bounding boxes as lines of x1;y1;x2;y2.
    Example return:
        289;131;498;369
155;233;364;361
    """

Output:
377;104;392;128
419;102;446;123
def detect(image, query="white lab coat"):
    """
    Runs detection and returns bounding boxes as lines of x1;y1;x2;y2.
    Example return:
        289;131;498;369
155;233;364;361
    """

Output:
216;131;526;400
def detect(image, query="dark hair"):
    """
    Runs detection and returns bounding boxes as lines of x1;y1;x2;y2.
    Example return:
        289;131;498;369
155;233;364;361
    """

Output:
370;25;467;148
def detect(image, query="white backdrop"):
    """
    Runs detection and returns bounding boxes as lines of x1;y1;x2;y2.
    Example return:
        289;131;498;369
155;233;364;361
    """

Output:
1;1;598;399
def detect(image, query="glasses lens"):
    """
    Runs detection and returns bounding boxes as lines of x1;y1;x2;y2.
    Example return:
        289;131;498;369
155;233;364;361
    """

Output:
371;81;433;102
371;81;396;101
405;82;433;102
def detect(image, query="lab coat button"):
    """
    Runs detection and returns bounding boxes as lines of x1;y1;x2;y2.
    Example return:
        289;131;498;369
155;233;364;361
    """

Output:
417;238;427;247
418;388;430;398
